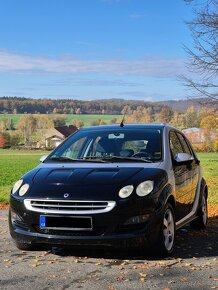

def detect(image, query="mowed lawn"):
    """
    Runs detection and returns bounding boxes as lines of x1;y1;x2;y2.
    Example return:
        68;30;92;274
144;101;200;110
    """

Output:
0;150;217;206
0;113;121;127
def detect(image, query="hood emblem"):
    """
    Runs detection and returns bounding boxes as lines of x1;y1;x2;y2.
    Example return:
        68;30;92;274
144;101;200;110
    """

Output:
64;193;69;198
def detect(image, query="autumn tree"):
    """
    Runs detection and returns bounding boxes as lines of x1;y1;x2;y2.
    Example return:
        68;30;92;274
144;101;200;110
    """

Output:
155;107;173;123
36;115;53;129
72;120;84;128
0;134;5;147
170;112;186;129
182;0;218;106
75;108;81;114
52;116;66;127
17;115;37;145
200;115;218;129
184;106;200;128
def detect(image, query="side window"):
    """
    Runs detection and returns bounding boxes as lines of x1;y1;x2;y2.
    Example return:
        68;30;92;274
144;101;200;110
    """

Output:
177;133;192;155
169;131;184;159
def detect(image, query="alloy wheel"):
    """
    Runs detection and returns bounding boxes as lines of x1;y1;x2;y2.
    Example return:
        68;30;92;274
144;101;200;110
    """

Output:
163;208;175;252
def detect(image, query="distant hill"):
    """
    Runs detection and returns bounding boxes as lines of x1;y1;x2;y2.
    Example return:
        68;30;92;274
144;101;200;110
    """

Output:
154;98;208;113
0;96;215;115
97;98;215;113
155;98;218;113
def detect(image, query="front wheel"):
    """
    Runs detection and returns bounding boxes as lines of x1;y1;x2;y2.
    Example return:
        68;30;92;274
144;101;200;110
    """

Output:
153;203;176;257
190;192;208;230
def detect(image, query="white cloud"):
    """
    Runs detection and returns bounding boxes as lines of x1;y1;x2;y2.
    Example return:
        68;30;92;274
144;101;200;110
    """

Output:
40;78;144;87
0;50;186;78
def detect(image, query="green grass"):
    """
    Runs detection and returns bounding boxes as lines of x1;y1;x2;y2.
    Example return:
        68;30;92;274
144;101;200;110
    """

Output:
0;113;121;127
0;151;217;204
197;153;218;203
0;149;48;203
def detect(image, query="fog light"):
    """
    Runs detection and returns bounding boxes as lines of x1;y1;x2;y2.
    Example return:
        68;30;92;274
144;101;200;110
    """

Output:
124;214;149;225
11;211;23;223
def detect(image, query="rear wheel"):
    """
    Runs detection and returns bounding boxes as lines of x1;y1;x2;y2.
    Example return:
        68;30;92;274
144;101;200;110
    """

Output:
153;203;176;257
190;192;208;230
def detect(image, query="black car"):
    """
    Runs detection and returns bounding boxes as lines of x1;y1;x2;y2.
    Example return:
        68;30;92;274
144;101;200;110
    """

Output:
9;124;208;256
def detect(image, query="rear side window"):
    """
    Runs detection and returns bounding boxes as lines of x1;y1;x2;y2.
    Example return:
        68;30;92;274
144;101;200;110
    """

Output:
177;133;192;155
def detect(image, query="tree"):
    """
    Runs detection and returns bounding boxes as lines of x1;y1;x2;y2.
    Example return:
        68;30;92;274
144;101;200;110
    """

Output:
184;106;200;128
182;0;218;106
52;116;66;127
200;115;218;129
72;120;84;128
155;107;173;124
170;112;186;129
75;108;81;114
17;115;37;145
0;134;5;147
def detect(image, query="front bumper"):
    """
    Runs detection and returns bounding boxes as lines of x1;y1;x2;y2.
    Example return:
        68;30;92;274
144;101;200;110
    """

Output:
9;196;163;249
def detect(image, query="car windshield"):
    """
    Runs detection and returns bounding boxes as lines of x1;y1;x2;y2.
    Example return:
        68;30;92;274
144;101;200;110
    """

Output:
47;128;163;163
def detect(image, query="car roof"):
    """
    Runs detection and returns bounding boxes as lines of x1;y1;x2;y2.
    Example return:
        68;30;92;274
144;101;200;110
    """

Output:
80;123;176;131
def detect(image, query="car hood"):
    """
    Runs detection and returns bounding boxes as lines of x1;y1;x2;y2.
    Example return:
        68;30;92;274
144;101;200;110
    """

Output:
33;166;143;185
22;162;166;200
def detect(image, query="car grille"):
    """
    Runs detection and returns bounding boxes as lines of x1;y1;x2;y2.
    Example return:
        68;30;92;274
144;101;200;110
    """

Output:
24;199;116;214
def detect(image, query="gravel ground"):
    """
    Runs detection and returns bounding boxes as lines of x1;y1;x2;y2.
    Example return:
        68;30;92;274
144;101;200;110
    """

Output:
0;209;217;290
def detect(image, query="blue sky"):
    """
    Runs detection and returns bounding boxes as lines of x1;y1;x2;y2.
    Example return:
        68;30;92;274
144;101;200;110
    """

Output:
0;0;195;101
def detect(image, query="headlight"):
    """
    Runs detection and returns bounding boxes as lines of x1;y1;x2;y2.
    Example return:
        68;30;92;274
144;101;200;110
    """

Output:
19;184;29;196
136;180;154;197
119;185;134;199
12;179;23;194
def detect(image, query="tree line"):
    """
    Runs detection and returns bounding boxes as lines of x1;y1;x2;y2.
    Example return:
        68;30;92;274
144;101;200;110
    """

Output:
0;105;217;152
0;97;165;115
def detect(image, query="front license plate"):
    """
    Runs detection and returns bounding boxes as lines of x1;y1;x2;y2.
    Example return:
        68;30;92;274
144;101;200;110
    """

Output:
39;215;93;230
40;215;46;229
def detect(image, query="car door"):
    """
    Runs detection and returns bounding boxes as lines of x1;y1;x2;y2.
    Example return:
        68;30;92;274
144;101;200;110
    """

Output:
169;130;193;221
177;132;199;208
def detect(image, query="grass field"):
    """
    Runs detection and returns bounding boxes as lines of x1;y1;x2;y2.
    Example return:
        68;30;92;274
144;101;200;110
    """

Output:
0;150;217;207
0;113;121;127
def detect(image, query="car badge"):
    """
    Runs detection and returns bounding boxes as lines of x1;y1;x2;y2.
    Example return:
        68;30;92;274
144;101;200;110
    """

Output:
64;193;69;198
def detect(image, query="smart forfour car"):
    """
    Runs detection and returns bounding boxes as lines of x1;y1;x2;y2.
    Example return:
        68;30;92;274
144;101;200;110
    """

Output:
9;124;208;256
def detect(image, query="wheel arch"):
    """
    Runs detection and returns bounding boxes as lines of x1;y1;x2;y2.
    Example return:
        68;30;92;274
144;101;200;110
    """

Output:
200;177;208;202
157;184;176;212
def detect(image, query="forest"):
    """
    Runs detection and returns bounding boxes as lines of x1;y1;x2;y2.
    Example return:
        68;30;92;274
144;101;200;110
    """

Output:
0;96;165;115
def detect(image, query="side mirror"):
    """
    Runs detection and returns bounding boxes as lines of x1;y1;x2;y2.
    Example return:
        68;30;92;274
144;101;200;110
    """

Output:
40;155;48;163
174;153;194;163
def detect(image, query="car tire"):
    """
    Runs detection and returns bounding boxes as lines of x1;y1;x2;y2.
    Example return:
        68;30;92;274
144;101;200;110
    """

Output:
153;203;176;257
190;192;208;230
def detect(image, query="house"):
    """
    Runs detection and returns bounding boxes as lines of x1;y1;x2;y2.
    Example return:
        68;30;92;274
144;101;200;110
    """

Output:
41;125;78;149
55;125;77;138
182;128;217;145
43;128;65;148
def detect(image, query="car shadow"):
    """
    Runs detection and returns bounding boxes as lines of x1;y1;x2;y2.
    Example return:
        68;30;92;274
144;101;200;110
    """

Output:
52;215;218;260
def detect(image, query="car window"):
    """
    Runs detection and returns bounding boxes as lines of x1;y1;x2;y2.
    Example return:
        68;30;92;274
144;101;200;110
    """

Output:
49;128;163;162
177;133;192;155
122;140;148;153
169;131;184;159
63;137;88;159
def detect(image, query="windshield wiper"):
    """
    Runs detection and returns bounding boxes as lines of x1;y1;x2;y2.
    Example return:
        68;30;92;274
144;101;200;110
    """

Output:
84;156;152;163
50;156;107;163
104;156;153;163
